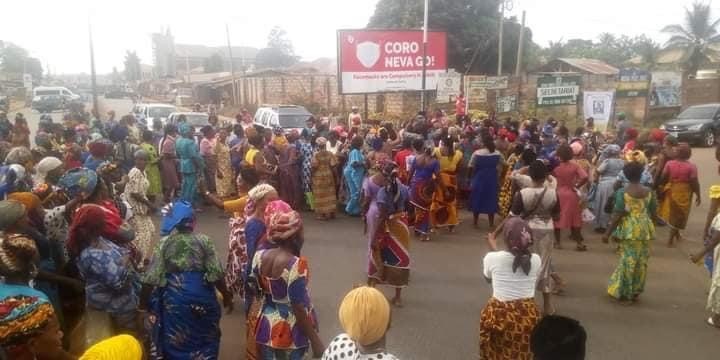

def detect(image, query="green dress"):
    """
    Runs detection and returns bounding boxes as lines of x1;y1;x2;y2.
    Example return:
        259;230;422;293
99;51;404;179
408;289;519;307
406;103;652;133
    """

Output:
140;143;162;197
607;188;656;300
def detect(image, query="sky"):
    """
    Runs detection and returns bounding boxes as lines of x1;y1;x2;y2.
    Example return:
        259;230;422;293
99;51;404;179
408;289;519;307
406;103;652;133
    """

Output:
0;0;715;74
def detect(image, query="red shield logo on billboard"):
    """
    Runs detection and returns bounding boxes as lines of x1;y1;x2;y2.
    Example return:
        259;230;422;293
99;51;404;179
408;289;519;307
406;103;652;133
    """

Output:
356;41;380;69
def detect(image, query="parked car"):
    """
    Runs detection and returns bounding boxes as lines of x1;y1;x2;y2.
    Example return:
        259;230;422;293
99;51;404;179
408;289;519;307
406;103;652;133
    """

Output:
31;95;65;113
32;86;82;111
660;103;720;147
253;105;313;134
167;112;210;139
140;103;177;129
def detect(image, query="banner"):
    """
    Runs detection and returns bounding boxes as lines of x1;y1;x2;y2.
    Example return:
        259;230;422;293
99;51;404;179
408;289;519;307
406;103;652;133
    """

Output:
536;75;581;106
337;29;448;94
496;95;517;113
436;71;462;102
583;91;615;131
616;69;649;97
650;71;682;107
464;75;508;103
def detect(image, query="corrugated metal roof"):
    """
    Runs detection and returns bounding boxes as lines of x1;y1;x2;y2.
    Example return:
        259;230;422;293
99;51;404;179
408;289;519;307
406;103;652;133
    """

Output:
557;58;619;75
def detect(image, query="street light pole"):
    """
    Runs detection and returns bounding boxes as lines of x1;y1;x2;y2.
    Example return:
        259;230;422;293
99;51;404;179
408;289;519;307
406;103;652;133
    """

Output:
226;24;238;106
497;1;505;76
88;21;99;117
420;0;429;113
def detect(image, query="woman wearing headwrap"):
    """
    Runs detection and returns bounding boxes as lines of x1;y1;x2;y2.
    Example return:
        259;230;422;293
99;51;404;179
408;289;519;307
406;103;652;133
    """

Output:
79;334;143;360
277;131;302;209
604;162;657;303
622;128;639;154
5;146;35;173
70;203;141;337
657;142;700;247
591;144;625;232
215;126;235;198
248;199;324;359
159;123;180;203
312;136;338;220
61;128;83;170
110;122;139;173
480;216;541;360
365;160;411;306
0;232;74;360
32;156;68;209
122;149;157;265
322;286;399;360
344;136;367;216
175;122;204;204
139;130;162;198
431;136;462;231
140;200;232;359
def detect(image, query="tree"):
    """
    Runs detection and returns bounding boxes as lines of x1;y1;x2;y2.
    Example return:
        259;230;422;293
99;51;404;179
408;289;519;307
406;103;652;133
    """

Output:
0;43;43;82
124;51;142;82
203;53;224;73
367;0;535;74
254;26;299;69
662;1;720;74
633;38;662;71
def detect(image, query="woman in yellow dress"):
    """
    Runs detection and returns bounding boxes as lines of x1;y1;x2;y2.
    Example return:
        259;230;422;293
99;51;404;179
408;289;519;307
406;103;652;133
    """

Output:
657;143;700;247
431;137;462;232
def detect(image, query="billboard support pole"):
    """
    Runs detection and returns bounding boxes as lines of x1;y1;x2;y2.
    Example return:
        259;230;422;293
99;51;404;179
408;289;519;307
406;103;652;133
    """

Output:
363;94;369;123
420;0;429;113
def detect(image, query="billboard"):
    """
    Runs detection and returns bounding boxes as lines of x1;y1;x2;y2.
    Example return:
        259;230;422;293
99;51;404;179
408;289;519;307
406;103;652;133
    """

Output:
436;71;462;102
650;71;682;107
337;29;448;94
496;95;517;113
464;75;509;104
616;69;649;97
537;75;581;107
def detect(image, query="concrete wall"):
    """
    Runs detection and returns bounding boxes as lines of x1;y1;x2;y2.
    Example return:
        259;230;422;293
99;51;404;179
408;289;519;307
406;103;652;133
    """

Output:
683;77;720;108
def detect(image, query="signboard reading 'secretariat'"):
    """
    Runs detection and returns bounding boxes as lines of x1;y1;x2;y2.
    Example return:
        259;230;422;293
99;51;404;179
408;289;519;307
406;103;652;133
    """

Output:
337;29;448;94
536;75;581;107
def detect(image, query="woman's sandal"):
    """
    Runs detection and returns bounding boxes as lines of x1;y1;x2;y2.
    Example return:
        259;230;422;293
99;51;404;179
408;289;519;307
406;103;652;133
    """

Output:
575;244;588;252
707;317;720;329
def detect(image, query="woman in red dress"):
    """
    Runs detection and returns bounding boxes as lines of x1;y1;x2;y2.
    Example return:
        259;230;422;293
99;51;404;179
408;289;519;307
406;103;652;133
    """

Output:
553;144;589;251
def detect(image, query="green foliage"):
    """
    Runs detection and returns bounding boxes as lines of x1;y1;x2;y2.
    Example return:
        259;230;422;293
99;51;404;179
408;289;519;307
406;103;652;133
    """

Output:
203;53;224;73
661;1;720;73
367;0;536;74
0;43;43;82
124;51;142;82
540;34;661;69
254;26;299;69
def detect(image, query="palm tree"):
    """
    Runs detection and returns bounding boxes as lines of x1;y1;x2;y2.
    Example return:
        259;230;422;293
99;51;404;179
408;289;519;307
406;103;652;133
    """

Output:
635;39;662;71
661;2;720;74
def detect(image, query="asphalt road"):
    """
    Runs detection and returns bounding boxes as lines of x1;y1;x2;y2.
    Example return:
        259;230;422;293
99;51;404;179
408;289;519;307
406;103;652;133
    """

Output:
20;98;720;359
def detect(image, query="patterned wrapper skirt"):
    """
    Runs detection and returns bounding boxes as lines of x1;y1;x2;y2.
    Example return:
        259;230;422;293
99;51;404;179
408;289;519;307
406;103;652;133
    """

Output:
479;297;540;360
368;213;411;287
659;182;692;229
708;244;720;315
430;172;459;228
410;177;435;234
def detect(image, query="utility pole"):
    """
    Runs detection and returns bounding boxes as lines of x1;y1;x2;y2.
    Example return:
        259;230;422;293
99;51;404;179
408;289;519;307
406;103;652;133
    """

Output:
88;21;99;118
420;0;429;113
497;1;505;76
185;52;191;83
515;10;526;76
226;24;238;106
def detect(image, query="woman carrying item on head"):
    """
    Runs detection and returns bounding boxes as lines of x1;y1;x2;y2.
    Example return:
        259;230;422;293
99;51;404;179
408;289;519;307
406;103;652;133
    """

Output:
408;138;440;241
215;126;235;198
365;161;411;307
122;149;158;266
175;122;204;205
469;135;505;229
249;200;324;359
510;160;561;315
139;130;162;199
0;232;74;360
657;142;700;247
322;286;400;360
159;123;180;203
312;137;338;220
68;204;141;335
591;144;624;233
344;136;367;216
604;162;657;304
553;144;589;251
431;136;462;232
140;200;233;359
480;216;541;360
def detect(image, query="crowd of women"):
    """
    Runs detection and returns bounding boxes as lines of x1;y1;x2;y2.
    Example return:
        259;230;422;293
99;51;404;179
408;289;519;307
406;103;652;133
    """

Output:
1;103;719;360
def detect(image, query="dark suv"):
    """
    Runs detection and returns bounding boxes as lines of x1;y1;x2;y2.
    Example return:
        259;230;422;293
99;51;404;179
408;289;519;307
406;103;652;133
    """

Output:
661;103;720;147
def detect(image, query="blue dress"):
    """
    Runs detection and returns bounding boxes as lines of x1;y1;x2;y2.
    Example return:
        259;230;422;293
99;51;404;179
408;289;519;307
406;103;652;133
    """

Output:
469;150;502;215
175;137;204;203
343;149;365;216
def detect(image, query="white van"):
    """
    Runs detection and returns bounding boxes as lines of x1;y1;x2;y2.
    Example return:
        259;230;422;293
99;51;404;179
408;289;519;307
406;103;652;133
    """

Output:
33;86;81;102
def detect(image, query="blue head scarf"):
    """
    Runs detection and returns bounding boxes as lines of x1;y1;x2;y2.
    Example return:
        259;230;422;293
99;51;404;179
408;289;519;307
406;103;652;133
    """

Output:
178;123;192;137
58;167;98;199
160;200;194;235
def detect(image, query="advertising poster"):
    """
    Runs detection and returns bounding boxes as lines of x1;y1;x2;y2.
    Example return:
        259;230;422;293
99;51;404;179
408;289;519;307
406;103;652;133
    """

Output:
583;91;615;131
464;76;508;103
496;95;517;113
536;75;581;106
337;30;448;94
616;69;650;97
650;71;682;107
436;71;462;102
